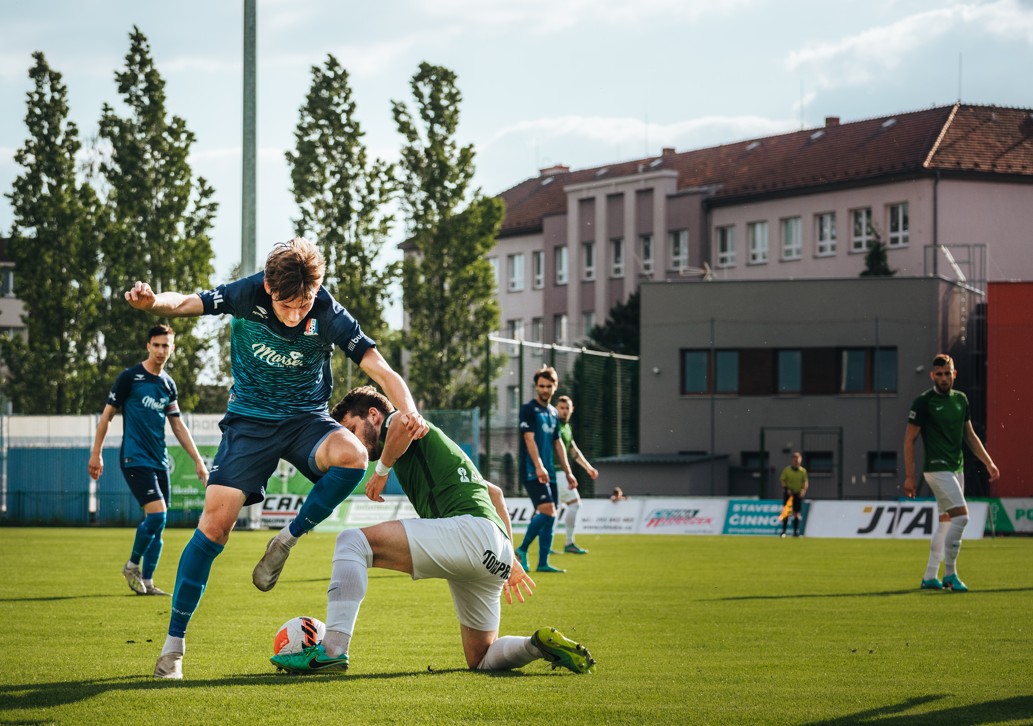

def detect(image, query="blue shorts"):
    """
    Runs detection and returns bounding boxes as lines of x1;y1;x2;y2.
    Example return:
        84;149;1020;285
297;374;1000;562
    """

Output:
522;479;558;508
208;411;340;506
122;466;170;507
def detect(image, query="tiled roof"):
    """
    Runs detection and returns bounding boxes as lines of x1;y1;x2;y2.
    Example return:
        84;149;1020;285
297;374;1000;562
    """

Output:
497;103;1033;236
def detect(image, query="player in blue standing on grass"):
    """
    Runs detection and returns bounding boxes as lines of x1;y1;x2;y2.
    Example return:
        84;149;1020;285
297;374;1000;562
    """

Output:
124;238;426;679
88;324;208;597
270;385;595;675
903;353;999;592
515;365;577;574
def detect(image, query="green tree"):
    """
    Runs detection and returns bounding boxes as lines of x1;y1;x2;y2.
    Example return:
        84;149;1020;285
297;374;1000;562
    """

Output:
860;228;896;277
392;63;503;410
286;54;397;390
97;27;216;410
1;52;104;414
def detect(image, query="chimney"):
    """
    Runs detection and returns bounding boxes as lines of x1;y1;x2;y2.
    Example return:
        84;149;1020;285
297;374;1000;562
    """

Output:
539;164;570;177
662;147;676;156
825;116;840;127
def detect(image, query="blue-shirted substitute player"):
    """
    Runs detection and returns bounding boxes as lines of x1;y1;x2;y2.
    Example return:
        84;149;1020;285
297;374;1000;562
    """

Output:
125;238;427;680
88;324;208;597
515;366;577;573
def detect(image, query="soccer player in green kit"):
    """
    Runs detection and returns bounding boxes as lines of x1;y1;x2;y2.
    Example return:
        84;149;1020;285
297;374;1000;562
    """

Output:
903;354;999;592
269;385;596;675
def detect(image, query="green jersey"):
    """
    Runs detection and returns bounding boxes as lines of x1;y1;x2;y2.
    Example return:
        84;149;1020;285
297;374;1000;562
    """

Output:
908;388;970;473
780;465;807;493
558;421;573;452
381;414;507;537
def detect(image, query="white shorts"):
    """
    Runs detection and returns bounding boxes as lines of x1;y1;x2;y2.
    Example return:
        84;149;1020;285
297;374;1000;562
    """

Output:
556;470;581;506
923;471;966;515
401;515;513;632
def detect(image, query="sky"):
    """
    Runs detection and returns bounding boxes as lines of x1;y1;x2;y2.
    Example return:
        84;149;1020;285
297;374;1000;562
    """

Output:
1;0;1031;326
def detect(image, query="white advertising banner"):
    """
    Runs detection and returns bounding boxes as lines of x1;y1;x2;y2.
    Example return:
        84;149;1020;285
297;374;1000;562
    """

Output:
572;498;644;534
636;498;729;535
806;500;988;539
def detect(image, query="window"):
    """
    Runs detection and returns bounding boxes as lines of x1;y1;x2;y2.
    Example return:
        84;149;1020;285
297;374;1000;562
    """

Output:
529;317;544;343
839;347;898;393
851;208;874;252
716;226;735;267
888;202;909;247
874;348;898;392
506;318;524;341
507;253;525;292
816;212;836;255
778;350;802;393
582;311;595;339
804;451;834;473
747;222;768;264
867;451;898;475
840;349;867;392
610;237;624;277
506;385;520;413
582;242;596;281
553;313;568;344
740;451;769;470
781;217;802;260
487;257;499;289
532;251;544;289
555;245;568;285
715;351;739;393
639;234;654;274
681;351;708;394
670;230;688;271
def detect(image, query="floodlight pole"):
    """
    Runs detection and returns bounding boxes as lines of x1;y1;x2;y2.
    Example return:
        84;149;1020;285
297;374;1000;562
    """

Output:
242;0;257;275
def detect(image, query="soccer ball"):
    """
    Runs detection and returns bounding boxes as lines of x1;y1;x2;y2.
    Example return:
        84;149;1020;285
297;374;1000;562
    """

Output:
273;616;326;655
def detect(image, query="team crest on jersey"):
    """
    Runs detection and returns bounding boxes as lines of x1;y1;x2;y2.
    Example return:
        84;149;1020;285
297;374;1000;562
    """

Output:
134;374;145;381
304;318;318;336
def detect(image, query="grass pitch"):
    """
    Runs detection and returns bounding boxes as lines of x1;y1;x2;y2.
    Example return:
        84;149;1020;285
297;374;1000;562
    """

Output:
0;527;1031;724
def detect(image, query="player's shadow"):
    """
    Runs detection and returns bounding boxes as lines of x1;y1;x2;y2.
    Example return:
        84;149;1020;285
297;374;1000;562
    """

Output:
0;594;133;603
0;668;481;711
802;693;1033;724
711;585;1033;601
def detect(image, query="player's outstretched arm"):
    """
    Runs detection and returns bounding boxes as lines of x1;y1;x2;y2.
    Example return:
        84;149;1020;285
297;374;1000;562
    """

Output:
169;416;209;485
124;281;203;317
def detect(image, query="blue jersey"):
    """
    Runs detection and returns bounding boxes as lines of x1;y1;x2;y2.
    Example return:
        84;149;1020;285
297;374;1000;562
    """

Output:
107;363;180;470
198;273;376;420
518;399;560;483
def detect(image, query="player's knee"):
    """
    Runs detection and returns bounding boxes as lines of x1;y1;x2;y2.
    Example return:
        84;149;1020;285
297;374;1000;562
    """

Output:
329;429;369;470
333;527;373;567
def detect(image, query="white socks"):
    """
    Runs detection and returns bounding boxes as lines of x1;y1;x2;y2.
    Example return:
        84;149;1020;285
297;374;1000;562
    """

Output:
943;514;968;576
323;528;374;657
564;503;579;546
162;636;185;656
924;520;949;580
476;636;540;670
276;525;299;548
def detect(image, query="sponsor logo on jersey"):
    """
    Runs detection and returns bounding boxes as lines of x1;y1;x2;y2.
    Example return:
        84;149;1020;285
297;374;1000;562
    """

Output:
347;333;363;351
134;373;146;381
482;549;512;580
140;395;169;413
206;289;224;309
304;318;318;336
251;342;305;367
253;305;268;319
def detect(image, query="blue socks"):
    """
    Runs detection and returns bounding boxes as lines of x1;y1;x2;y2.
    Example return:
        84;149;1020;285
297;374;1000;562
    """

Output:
289;467;365;537
131;511;167;579
537;515;556;568
519;512;548;553
169;529;224;638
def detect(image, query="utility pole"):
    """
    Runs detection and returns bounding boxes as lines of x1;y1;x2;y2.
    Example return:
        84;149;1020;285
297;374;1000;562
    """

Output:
242;0;257;275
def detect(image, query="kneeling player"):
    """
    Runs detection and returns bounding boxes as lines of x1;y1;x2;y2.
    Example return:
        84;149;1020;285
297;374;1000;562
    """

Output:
270;385;596;675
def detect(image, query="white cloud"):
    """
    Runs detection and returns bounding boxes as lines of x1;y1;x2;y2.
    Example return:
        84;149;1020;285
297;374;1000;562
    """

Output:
786;0;1033;91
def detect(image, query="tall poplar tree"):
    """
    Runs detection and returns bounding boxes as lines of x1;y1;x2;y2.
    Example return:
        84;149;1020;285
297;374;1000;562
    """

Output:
392;63;503;410
97;27;216;410
286;54;397;385
1;52;104;414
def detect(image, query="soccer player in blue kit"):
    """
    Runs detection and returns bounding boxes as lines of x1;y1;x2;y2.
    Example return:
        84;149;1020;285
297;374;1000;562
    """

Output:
88;324;208;596
125;238;426;679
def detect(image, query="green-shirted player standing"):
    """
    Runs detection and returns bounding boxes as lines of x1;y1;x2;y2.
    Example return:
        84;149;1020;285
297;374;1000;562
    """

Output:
903;354;999;592
269;385;596;675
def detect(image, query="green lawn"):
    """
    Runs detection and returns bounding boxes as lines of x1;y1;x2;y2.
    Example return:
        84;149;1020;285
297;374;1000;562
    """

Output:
0;528;1031;724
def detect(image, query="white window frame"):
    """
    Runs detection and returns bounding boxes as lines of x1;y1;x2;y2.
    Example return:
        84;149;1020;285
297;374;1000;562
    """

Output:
507;253;525;292
582;241;596;281
716;226;736;267
851;207;873;252
747;221;768;264
610;237;624;278
639;234;654;275
888;202;909;247
530;317;544;343
506;318;524;341
531;250;544;289
555;245;568;285
781;217;802;260
582;311;595;339
553;313;568;344
670;229;688;271
816;212;837;256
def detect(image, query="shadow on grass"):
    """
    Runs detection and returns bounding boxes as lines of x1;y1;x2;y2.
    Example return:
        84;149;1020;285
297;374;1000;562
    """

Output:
803;693;1033;724
0;594;136;603
711;586;1033;601
0;667;534;711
